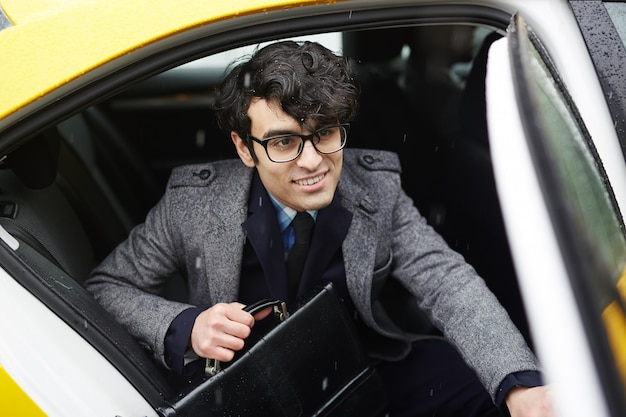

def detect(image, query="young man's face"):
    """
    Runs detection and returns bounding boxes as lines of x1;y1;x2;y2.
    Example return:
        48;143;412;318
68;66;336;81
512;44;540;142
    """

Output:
232;98;343;212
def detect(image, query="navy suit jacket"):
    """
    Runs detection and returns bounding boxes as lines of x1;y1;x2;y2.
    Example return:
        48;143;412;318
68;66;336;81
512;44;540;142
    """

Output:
238;172;352;305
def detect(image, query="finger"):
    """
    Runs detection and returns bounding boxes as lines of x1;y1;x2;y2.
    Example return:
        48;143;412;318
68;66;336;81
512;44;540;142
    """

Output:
194;331;246;360
217;333;246;353
221;319;252;340
252;306;273;321
225;303;255;328
208;345;237;362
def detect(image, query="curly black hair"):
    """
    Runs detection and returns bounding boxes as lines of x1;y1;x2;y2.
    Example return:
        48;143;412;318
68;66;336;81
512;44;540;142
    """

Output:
214;41;359;150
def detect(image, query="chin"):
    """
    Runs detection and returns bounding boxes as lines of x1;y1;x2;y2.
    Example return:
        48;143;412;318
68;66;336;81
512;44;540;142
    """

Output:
303;195;335;211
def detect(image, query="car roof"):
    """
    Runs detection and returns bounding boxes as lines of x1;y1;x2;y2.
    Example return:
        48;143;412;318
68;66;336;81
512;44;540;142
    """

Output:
0;0;333;120
5;0;561;124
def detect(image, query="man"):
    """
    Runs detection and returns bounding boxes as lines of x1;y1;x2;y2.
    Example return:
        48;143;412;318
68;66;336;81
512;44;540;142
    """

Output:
86;41;554;416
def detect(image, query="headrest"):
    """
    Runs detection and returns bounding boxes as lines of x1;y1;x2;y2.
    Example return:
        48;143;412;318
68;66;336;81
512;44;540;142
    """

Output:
456;31;502;145
4;128;61;189
342;28;410;63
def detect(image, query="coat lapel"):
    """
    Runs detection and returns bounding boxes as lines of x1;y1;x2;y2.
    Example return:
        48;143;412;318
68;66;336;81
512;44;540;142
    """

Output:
202;163;253;303
337;174;380;309
242;174;289;301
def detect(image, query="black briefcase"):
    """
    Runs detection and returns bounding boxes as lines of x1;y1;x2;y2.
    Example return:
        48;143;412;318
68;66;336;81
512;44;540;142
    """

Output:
160;283;387;416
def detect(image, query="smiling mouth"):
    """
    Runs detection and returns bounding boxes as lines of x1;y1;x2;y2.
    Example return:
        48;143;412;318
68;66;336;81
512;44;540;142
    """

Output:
294;174;325;186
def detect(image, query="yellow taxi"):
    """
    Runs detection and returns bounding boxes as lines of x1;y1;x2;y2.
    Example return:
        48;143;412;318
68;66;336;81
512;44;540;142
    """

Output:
1;0;625;416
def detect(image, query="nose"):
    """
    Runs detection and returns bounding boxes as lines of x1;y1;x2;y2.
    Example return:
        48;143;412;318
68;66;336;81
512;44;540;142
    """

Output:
296;140;322;170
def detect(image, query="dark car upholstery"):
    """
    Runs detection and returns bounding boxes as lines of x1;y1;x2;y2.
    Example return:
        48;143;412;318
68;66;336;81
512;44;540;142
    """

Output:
0;127;176;401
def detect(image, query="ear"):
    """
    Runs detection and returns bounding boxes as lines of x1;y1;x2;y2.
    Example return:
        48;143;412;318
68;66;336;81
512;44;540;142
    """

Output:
232;131;256;168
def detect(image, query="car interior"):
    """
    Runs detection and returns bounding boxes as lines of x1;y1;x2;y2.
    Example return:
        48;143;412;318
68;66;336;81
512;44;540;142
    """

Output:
0;22;537;405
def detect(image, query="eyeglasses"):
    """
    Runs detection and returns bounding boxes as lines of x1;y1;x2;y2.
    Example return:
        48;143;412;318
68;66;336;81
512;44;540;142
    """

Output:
247;123;349;163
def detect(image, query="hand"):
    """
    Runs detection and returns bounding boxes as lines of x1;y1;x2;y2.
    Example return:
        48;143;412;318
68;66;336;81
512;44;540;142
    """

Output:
190;302;272;362
506;386;556;417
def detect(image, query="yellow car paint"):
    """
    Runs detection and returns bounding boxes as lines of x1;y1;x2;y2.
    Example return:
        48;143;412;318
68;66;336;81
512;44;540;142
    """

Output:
0;365;46;417
0;0;335;121
602;268;626;389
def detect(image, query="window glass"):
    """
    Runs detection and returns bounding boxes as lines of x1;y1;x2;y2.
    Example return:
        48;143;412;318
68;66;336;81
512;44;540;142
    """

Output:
605;2;626;47
178;33;343;71
0;5;12;31
530;54;626;290
524;26;626;385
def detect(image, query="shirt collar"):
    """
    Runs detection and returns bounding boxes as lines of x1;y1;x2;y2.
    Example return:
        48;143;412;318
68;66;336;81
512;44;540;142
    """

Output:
267;194;318;232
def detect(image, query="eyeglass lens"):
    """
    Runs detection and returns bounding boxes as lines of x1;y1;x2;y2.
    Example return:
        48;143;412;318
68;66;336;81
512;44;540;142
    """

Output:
266;125;347;162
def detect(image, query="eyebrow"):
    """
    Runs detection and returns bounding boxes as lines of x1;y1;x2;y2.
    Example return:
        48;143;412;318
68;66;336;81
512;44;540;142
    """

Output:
262;129;300;139
259;120;319;139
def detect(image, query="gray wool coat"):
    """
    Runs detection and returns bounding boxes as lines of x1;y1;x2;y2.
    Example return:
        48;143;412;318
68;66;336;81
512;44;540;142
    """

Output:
85;148;539;401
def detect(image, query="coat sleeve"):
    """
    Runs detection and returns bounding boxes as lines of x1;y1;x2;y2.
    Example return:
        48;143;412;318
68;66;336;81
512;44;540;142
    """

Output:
339;149;540;400
388;181;540;400
84;182;196;368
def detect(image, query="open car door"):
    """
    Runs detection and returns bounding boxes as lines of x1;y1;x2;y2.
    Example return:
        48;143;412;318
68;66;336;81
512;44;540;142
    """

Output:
486;13;626;417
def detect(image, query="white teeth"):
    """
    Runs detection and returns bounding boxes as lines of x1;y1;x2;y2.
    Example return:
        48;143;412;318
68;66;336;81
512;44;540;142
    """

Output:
296;174;324;186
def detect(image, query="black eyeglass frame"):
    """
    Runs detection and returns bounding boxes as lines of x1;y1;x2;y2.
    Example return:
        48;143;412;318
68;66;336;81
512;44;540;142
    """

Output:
247;123;350;163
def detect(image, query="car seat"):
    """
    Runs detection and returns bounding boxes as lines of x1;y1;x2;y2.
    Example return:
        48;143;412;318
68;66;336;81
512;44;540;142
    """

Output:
57;107;163;227
343;28;435;215
1;130;96;280
0;129;177;401
1;119;153;279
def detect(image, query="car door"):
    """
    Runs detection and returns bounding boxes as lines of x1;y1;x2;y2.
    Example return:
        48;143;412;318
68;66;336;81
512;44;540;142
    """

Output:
486;13;626;417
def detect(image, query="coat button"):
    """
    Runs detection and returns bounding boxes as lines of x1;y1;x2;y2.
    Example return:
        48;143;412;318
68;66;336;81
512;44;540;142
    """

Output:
194;169;211;180
363;154;375;164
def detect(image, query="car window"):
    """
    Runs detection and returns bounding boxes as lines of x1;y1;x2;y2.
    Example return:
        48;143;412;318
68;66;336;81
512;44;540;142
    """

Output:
6;15;546;413
510;14;626;407
0;5;11;31
109;21;526;402
605;2;626;43
570;1;626;165
179;33;343;71
529;36;626;382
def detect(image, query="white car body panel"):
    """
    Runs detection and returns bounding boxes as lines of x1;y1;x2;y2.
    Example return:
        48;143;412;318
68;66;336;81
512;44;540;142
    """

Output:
0;268;157;417
486;37;610;417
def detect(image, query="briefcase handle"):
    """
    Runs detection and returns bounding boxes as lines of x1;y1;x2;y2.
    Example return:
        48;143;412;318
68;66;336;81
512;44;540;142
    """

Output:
205;299;290;377
243;298;290;318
